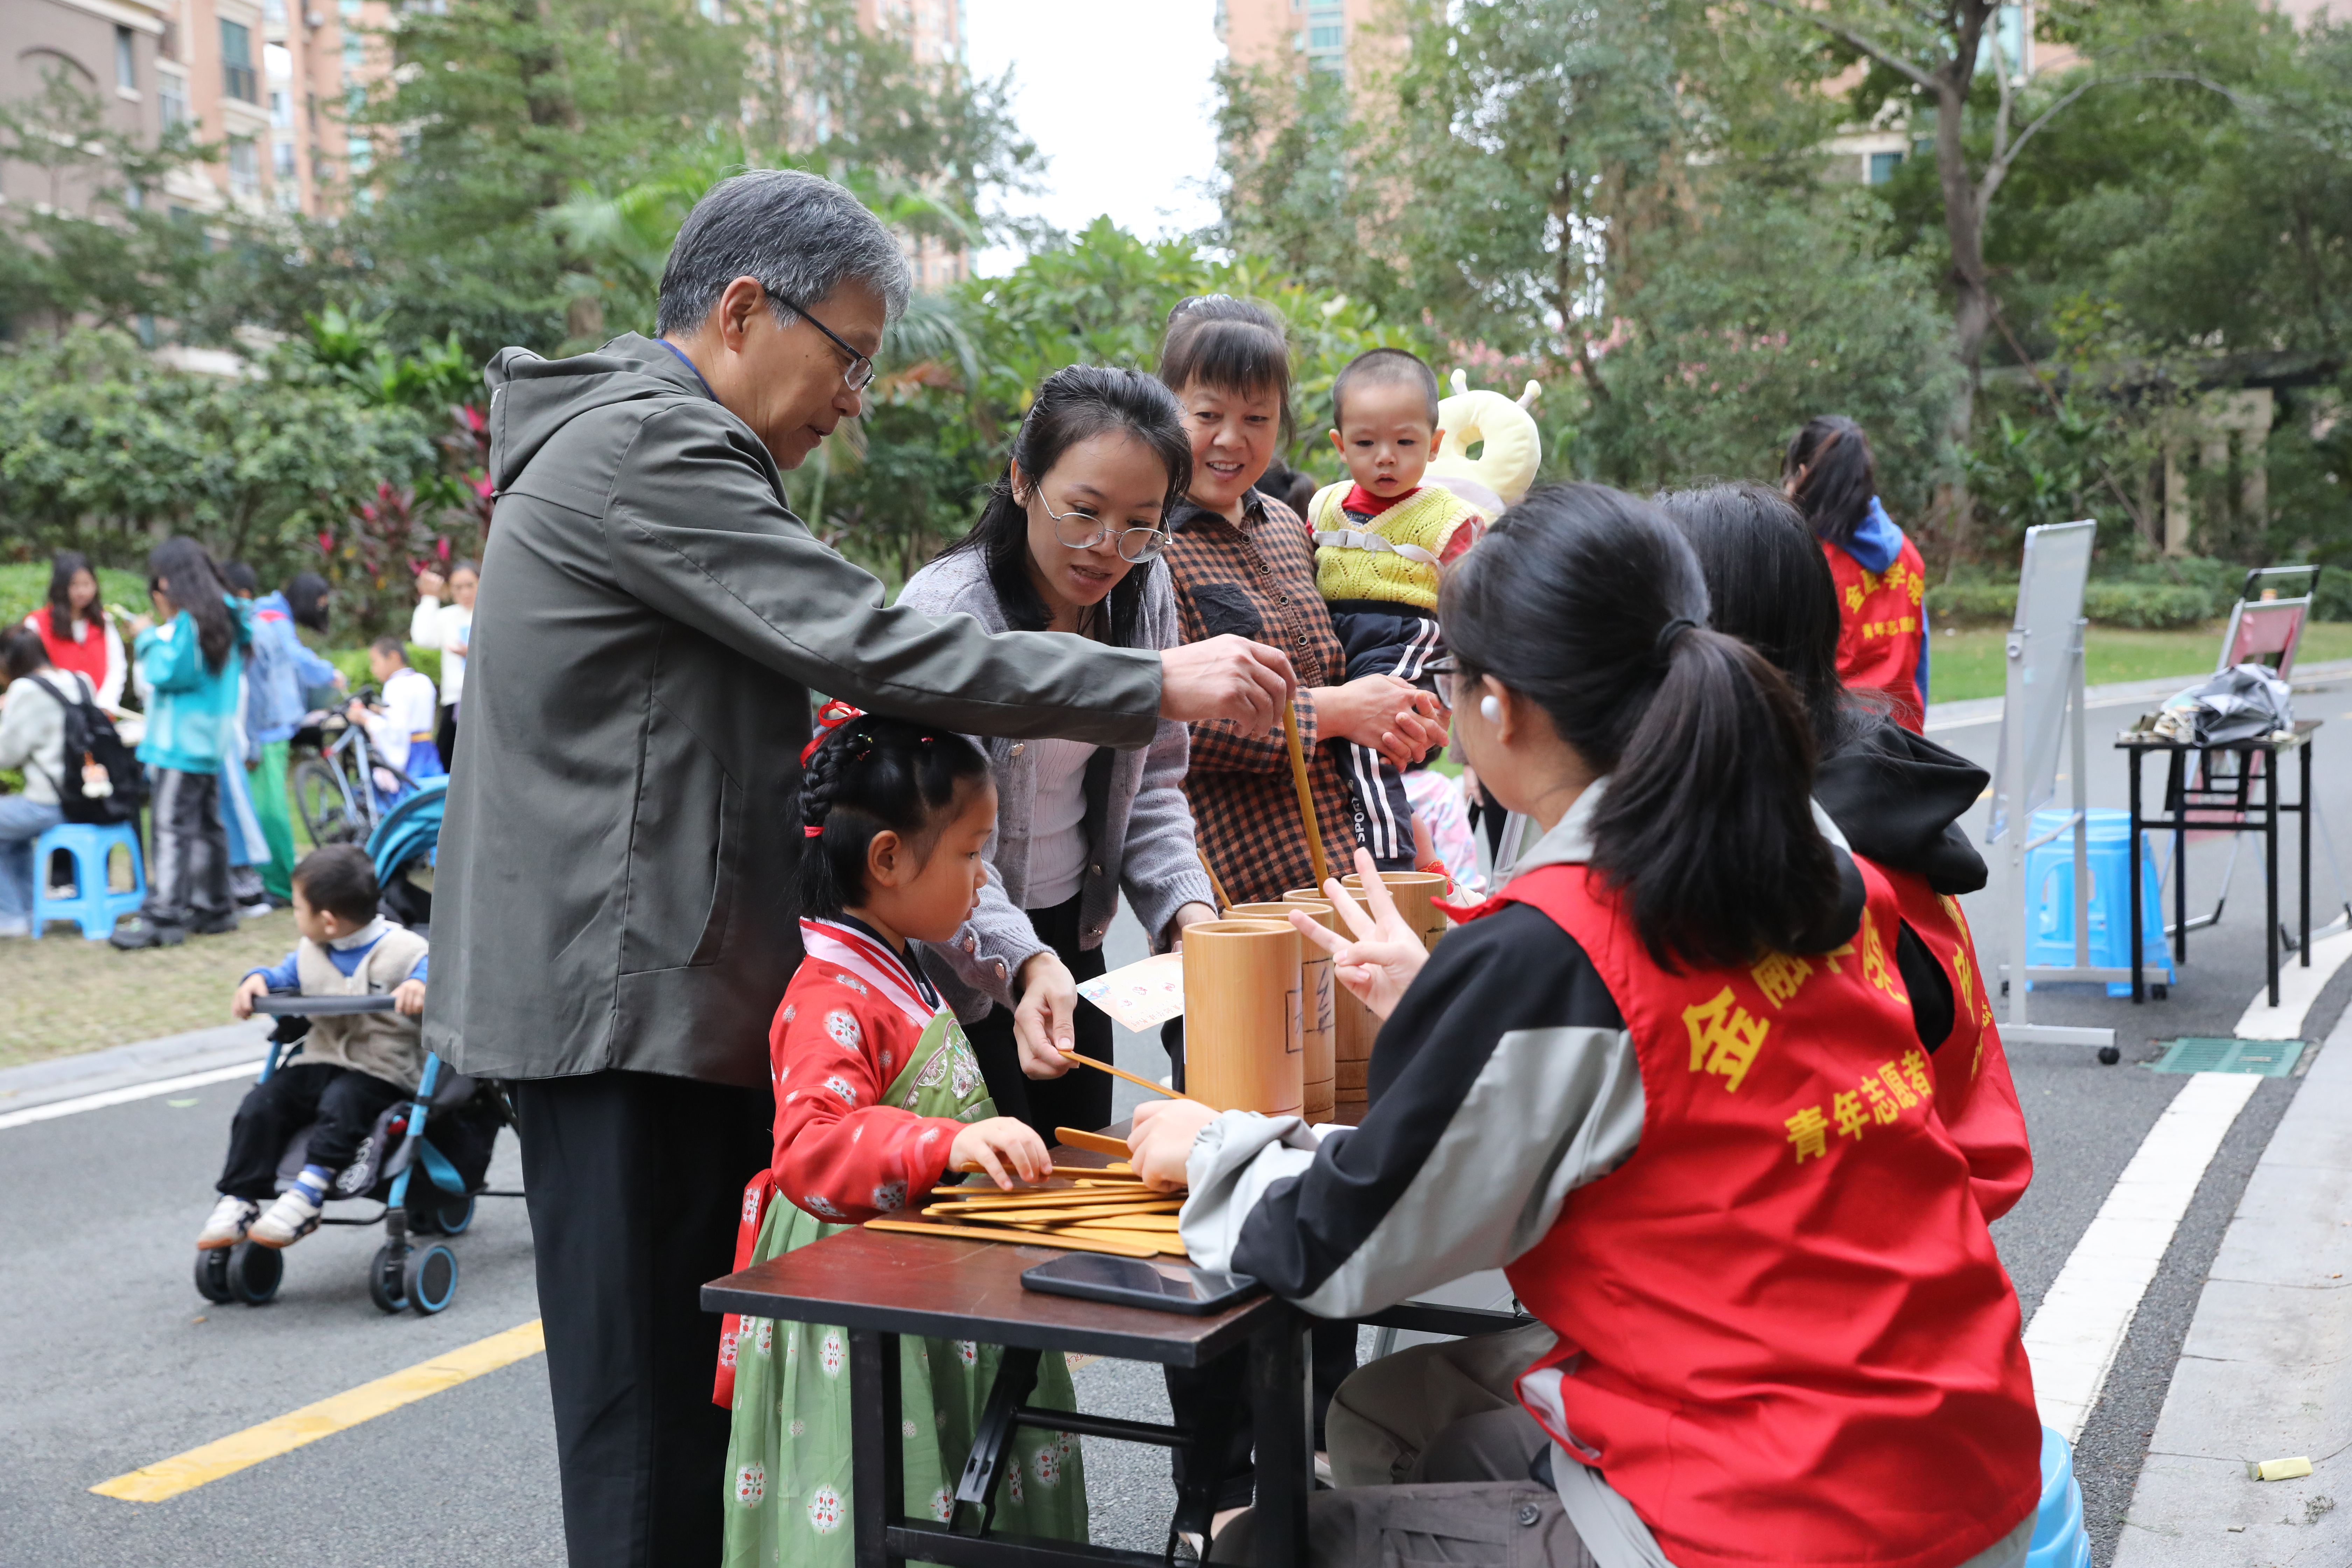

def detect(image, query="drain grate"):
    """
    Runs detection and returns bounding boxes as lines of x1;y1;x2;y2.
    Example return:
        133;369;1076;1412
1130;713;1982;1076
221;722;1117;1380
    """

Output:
2149;1037;2306;1077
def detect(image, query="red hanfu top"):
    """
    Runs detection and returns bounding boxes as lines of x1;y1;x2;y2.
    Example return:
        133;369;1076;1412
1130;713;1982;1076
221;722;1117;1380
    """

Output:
27;611;110;694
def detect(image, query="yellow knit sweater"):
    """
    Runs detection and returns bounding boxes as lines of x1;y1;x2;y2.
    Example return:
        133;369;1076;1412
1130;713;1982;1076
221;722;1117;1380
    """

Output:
1309;484;1482;611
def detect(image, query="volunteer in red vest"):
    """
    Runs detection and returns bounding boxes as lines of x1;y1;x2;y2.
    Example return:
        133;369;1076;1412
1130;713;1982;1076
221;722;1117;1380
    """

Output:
1130;483;2041;1568
1663;479;2030;1222
23;551;126;710
1785;416;1929;731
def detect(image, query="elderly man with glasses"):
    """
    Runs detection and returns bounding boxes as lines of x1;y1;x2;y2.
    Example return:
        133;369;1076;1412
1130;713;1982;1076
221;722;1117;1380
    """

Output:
432;169;1294;1568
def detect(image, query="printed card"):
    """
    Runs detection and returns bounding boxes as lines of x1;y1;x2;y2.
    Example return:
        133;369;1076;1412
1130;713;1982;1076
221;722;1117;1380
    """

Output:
1076;952;1187;1031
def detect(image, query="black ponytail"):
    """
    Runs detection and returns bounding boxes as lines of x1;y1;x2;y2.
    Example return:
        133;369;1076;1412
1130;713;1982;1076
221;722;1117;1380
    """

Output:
1442;483;1842;970
797;713;991;918
1783;414;1878;550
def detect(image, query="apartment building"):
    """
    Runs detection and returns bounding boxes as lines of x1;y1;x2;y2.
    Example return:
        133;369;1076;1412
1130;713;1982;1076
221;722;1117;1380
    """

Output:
858;0;971;288
2;0;372;221
1217;0;1384;81
2;0;166;213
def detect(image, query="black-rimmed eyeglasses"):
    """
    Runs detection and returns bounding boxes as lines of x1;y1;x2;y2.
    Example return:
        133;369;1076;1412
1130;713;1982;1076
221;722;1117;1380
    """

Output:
766;288;877;393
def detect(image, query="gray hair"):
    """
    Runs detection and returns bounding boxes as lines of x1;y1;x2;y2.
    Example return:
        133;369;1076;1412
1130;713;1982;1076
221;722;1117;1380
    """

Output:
654;169;912;338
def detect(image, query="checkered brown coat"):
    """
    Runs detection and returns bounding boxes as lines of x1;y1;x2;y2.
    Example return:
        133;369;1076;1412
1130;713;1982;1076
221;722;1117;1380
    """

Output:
1165;493;1361;906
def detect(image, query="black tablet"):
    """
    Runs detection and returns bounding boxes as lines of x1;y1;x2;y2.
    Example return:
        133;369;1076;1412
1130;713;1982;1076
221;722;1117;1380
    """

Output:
1021;1254;1262;1316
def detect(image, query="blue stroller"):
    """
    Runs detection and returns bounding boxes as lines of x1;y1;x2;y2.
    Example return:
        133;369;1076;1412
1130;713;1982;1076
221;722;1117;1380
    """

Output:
191;1016;517;1314
191;775;515;1312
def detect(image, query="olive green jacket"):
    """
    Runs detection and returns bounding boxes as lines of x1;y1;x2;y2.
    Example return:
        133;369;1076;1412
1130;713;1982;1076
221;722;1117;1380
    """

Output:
427;334;1162;1086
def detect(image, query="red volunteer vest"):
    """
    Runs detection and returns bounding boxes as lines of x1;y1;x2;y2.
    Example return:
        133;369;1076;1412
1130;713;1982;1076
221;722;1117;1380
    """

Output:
1493;862;2039;1568
29;614;108;692
1824;536;1927;732
1877;865;2033;1224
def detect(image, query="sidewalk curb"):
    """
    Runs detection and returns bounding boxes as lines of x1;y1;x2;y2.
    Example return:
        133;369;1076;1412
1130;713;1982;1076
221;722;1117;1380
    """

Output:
2112;1017;2352;1564
0;1020;271;1113
1924;655;2352;734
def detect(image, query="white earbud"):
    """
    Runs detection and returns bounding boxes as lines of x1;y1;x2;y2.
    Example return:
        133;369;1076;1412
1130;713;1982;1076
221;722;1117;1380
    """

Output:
1480;694;1502;722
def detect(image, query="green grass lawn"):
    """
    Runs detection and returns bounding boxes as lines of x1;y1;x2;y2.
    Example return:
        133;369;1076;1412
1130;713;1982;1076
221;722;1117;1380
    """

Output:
1929;621;2352;704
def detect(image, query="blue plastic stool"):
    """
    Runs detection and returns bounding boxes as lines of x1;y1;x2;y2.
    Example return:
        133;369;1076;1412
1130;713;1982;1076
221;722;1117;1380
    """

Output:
30;821;146;940
2024;808;2174;997
2027;1425;2092;1568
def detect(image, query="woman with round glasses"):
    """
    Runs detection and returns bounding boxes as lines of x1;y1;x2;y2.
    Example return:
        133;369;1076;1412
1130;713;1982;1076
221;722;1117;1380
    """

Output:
897;365;1219;1140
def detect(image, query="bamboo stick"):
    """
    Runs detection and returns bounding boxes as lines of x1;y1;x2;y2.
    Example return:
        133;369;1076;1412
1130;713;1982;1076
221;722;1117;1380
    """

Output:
1057;1050;1195;1103
862;1218;1157;1259
1058;1213;1183;1233
1196;848;1231;912
934;1201;1184;1225
1052;1127;1132;1159
1282;700;1329;891
917;1194;1176;1222
982;1218;1190;1256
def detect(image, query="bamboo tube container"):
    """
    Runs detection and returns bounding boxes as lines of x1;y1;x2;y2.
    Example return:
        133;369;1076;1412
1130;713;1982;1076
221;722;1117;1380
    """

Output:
1225;901;1336;1124
1342;870;1451;954
1180;919;1304;1116
1289;884;1374;1125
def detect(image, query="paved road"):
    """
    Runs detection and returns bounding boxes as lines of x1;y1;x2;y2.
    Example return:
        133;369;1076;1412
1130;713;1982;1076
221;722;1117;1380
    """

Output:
6;673;2347;1565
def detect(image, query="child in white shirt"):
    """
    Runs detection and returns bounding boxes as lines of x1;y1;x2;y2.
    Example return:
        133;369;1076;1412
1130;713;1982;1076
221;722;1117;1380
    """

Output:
347;636;443;785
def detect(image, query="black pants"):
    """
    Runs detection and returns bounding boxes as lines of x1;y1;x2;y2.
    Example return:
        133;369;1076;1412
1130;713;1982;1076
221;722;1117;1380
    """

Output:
217;1062;410;1198
436;704;458;771
963;892;1113;1144
1170;1318;1363;1510
1326;602;1446;869
143;766;232;931
516;1070;774;1568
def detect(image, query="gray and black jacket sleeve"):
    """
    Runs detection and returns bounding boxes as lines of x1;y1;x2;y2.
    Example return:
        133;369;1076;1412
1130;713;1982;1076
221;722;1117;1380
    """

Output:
1178;903;1646;1318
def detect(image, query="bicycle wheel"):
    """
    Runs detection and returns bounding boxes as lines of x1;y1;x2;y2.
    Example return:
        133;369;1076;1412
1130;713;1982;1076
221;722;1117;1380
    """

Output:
293;757;360;845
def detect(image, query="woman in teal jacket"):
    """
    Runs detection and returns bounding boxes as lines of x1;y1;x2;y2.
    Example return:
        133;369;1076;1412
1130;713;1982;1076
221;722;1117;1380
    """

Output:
111;540;252;949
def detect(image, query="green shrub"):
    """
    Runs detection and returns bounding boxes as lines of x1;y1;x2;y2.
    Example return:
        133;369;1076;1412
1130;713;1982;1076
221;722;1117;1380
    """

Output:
1925;581;2018;624
0;563;153;630
326;644;442;693
2079;582;2217;629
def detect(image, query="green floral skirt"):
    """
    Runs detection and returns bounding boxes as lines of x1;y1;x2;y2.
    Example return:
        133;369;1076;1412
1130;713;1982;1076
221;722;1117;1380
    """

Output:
720;1199;1090;1566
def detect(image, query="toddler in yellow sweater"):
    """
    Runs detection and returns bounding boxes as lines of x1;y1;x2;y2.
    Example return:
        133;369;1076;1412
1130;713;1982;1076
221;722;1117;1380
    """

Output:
1306;348;1485;866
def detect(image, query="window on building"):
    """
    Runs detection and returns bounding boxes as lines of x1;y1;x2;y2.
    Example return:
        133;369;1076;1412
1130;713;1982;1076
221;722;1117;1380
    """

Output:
1975;4;2026;79
159;71;188;129
228;136;261;198
1868;150;1903;184
1308;23;1341;48
221;21;258;102
160;21;180;61
274;138;296;177
270;90;290;127
264;0;286;23
115;26;137;92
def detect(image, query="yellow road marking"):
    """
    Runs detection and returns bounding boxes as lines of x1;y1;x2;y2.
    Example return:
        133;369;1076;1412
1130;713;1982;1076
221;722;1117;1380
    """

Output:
92;1319;544;1502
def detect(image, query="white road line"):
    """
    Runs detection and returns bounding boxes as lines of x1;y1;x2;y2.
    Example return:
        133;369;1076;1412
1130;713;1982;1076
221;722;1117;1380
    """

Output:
2021;1070;2261;1442
0;1060;264;1132
2231;927;2352;1041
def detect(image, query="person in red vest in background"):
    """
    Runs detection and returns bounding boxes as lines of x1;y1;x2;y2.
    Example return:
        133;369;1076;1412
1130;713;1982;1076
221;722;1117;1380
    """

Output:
1784;416;1930;731
23;551;126;710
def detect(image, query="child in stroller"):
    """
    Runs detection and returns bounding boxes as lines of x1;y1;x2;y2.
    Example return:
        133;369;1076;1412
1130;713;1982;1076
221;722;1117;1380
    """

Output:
202;844;429;1250
191;845;509;1312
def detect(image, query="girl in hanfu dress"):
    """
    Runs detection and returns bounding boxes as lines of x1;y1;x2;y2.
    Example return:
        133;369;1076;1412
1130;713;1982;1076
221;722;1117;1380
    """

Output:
718;708;1091;1566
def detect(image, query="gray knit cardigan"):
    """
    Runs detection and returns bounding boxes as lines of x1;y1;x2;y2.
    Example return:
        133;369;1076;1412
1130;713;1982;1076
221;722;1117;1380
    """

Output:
896;546;1215;1023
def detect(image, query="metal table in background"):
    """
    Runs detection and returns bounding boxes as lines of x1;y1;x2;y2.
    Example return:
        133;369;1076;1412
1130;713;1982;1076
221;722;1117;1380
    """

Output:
2119;718;2317;1006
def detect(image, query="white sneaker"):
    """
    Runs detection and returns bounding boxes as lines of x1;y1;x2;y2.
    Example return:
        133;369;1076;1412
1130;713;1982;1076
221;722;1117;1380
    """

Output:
248;1188;323;1248
0;917;27;939
197;1195;259;1249
240;900;274;920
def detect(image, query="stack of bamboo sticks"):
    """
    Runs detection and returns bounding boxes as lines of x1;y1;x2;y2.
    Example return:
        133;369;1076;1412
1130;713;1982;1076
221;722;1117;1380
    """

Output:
862;1126;1190;1261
